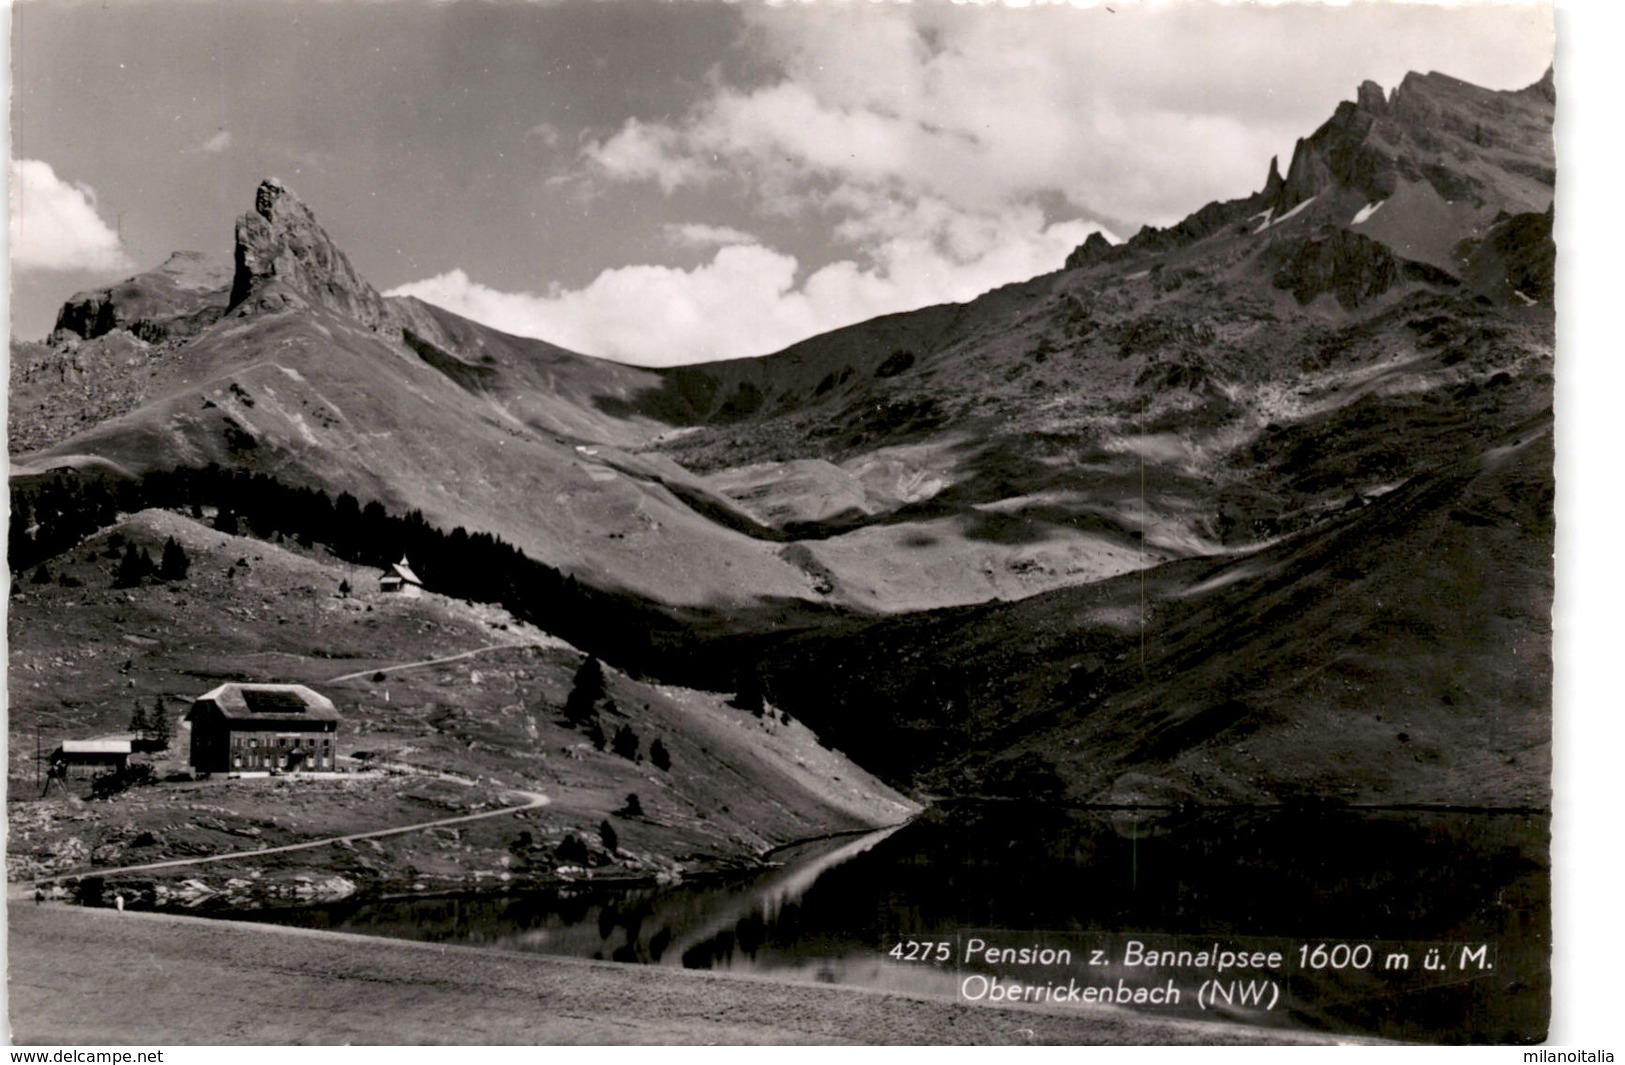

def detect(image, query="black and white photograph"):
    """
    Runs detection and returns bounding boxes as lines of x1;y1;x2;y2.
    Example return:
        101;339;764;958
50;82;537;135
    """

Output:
5;0;1584;1048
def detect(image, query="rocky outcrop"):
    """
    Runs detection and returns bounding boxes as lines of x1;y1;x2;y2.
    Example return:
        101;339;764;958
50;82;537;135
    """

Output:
229;178;393;329
1272;227;1400;309
1278;99;1398;211
50;251;231;345
1462;205;1556;305
1356;79;1389;116
1064;231;1117;270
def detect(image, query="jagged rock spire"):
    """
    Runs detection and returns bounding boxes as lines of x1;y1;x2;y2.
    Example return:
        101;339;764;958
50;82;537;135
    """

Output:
1356;79;1389;116
228;178;393;330
1261;155;1285;201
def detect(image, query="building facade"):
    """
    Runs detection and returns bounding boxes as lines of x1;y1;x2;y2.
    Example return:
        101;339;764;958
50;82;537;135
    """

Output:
184;683;341;773
50;738;133;778
379;556;424;597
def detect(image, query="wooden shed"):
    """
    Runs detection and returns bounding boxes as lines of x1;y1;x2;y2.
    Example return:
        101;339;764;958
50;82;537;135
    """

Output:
50;738;133;778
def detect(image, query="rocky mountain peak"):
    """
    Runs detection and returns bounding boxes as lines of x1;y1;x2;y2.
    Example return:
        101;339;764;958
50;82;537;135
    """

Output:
1063;230;1117;270
1356;79;1389;116
228;177;393;330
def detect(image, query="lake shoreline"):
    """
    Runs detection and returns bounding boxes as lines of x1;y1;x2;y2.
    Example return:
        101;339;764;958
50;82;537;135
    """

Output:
9;902;1361;1046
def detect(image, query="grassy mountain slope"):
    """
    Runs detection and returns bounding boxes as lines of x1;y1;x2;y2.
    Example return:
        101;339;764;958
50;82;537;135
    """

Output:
8;507;914;892
736;416;1551;807
10;68;1554;812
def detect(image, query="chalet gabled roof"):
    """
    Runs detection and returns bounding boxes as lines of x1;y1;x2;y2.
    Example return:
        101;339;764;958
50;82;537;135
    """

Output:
382;556;422;586
185;683;340;724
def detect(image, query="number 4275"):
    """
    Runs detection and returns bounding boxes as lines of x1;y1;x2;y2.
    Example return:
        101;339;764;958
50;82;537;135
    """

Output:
889;940;952;962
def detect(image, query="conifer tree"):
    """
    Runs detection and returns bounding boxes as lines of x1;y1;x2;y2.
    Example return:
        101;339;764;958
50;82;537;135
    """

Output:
128;699;151;736
649;738;671;772
149;696;171;750
114;543;148;588
598;820;618;853
564;655;606;727
159;536;190;580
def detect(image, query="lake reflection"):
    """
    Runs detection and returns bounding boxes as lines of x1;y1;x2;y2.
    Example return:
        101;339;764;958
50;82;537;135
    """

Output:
222;803;1549;1043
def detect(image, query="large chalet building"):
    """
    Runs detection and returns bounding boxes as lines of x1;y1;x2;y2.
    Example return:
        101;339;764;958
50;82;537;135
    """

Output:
184;683;340;773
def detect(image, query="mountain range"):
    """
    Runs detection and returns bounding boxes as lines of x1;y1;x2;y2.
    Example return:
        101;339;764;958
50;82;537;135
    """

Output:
9;67;1555;807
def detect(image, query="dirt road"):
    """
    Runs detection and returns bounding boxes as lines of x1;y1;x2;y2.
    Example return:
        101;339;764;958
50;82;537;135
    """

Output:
324;640;560;684
26;788;547;890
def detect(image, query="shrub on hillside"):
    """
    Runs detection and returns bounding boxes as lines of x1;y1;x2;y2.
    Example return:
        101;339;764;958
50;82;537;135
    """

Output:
564;655;607;727
611;724;640;762
90;763;156;800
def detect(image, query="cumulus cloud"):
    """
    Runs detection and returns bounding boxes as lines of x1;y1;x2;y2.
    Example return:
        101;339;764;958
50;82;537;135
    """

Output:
200;130;233;154
583;3;1552;228
9;158;133;273
664;223;758;249
388;209;1106;366
581;118;717;195
399;3;1547;365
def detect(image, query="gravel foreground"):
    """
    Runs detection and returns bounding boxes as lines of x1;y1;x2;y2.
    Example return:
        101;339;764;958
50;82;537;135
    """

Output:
7;904;1354;1046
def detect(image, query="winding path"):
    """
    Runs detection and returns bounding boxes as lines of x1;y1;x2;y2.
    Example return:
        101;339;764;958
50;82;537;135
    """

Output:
323;642;530;684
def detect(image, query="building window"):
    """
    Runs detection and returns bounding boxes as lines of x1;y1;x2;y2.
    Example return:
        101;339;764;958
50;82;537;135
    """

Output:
248;738;258;748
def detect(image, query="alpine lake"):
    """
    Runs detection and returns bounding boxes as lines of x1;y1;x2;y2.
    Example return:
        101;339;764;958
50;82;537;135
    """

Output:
195;802;1549;1044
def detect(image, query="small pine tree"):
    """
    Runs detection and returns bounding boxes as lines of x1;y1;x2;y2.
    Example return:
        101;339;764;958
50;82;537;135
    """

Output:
649;738;671;772
159;536;190;580
611;723;640;761
213;509;239;535
30;564;52;585
149;695;171;750
586;718;607;751
338;578;352;597
598;819;618;852
128;699;151;736
621;793;644;818
113;543;147;588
